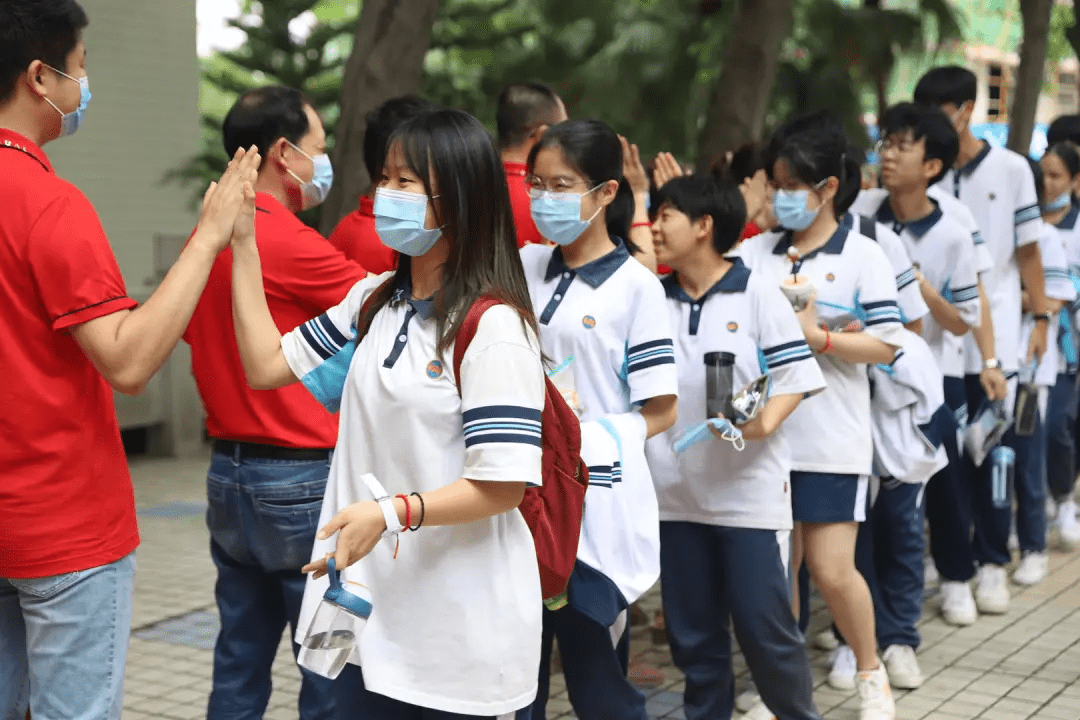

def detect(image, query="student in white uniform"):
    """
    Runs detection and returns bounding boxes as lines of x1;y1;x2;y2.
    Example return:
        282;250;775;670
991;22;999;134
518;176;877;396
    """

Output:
1010;158;1077;587
1040;142;1080;548
646;174;825;720
915;66;1051;616
230;108;544;720
829;102;981;687
737;111;904;720
518;119;679;720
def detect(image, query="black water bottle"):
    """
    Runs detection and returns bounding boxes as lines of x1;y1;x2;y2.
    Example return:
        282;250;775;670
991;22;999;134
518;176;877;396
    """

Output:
704;351;736;419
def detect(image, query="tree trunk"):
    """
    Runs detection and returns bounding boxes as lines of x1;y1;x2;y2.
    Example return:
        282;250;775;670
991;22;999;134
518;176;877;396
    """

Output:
697;0;794;167
319;0;443;236
1067;0;1080;102
1008;0;1052;155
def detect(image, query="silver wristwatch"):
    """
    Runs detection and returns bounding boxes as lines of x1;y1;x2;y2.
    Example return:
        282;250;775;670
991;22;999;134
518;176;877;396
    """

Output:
983;358;1001;371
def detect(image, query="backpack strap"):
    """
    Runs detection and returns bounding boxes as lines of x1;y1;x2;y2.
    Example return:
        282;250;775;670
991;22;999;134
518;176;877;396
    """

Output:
451;296;505;397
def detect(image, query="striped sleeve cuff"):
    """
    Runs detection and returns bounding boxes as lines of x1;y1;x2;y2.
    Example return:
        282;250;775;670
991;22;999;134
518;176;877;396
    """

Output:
862;299;902;326
950;284;980;303
627;339;675;373
1014;204;1041;226
298;313;350;360
462;405;543;448
587;462;623;489
762;339;814;369
972;230;985;246
896;267;917;291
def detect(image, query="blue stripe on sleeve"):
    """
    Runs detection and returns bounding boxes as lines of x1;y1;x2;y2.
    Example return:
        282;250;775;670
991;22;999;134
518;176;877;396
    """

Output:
896;268;917;290
463;405;542;448
627;339;675;374
299;321;334;360
1015;204;1041;225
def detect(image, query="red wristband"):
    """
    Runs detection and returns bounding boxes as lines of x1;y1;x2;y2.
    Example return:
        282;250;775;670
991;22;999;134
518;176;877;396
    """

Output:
818;328;832;354
395;494;411;532
631;221;652;229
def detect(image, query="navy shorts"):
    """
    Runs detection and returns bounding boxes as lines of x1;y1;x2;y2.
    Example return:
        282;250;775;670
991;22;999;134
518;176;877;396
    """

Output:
790;471;868;523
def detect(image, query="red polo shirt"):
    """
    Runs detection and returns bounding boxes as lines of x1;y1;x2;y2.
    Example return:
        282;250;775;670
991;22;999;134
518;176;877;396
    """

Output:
0;129;140;579
328;196;397;275
504;161;545;247
185;193;367;449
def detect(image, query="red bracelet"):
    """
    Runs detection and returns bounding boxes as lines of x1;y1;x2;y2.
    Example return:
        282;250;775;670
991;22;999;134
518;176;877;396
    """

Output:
631;221;652;229
395;494;411;532
818;328;832;354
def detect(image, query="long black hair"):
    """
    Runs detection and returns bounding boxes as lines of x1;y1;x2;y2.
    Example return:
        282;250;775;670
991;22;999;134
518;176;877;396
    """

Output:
764;110;862;219
356;109;537;354
527;118;642;253
1046;142;1080;179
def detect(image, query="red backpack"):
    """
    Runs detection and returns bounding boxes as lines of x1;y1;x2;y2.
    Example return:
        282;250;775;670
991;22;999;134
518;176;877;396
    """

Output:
358;286;588;606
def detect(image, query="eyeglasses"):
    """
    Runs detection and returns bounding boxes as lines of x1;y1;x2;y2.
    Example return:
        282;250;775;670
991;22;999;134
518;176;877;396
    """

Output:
875;137;917;155
525;175;592;195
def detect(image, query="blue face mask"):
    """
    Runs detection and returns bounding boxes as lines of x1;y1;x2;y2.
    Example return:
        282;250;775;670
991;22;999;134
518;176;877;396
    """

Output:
1044;191;1071;213
44;66;91;138
287;141;334;208
773;183;825;231
374;187;442;256
530;186;603;246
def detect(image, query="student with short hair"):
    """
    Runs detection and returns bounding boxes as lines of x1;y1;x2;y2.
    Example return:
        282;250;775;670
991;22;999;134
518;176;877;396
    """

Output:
519;118;679;720
915;66;1051;616
1040;142;1080;549
231;108;545;719
0;2;258;717
497;81;568;247
185;86;369;720
647;173;825;720
328;94;440;274
737;110;903;720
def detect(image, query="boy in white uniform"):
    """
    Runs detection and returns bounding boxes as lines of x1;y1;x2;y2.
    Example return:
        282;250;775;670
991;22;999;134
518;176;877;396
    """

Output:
647;174;825;720
915;66;1051;616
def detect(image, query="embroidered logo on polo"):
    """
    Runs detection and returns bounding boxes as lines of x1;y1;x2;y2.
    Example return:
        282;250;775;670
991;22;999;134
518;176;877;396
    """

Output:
582;315;597;329
426;360;443;379
726;321;739;333
825;273;836;282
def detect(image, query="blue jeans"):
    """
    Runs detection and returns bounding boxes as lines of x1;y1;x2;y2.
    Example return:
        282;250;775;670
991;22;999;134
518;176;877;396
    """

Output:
659;522;819;720
0;553;135;720
205;449;335;720
333;664;523;719
1013;388;1048;553
1047;374;1078;502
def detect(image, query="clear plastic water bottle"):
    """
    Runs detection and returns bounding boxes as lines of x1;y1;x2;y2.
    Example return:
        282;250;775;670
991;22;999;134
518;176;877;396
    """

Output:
298;558;372;679
990;446;1015;510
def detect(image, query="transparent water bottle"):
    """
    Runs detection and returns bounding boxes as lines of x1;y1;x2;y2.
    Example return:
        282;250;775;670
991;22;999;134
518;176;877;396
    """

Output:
297;558;372;679
990;446;1015;510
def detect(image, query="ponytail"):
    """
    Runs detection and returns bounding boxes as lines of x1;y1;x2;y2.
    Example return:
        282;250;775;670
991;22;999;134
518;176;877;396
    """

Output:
605;178;642;254
834;152;863;218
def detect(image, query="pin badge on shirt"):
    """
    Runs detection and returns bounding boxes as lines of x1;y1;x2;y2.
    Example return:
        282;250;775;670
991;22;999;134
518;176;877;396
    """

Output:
426;360;444;379
582;315;597;329
826;273;836;282
726;322;739;333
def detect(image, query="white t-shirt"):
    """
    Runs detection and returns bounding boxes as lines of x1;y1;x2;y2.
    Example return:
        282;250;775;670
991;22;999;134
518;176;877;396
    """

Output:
520;240;678;606
933;142;1043;374
1055;205;1080;375
1018;225;1075;383
646;259;826;530
841;211;929;324
736;226;906;475
283;273;544;716
852;192;981;378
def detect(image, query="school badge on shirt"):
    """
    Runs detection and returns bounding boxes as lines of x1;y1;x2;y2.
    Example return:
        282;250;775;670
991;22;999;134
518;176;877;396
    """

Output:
426;360;444;379
582;315;597;329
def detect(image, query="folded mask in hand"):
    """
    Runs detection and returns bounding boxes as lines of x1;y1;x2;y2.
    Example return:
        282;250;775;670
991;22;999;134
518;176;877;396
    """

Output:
731;374;771;424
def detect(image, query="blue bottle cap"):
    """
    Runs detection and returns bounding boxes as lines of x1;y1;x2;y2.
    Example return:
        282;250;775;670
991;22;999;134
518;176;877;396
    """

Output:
323;557;373;619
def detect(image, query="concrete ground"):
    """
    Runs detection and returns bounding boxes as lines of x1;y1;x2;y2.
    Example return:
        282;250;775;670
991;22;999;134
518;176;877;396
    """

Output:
121;452;1080;720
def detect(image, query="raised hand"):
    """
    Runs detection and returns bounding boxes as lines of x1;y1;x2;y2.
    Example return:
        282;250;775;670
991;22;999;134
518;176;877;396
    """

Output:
619;135;649;197
652;151;685;189
231;174;258;249
196;146;261;253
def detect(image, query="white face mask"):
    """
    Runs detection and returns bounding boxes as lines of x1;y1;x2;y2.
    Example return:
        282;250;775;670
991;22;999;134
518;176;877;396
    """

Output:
43;66;91;138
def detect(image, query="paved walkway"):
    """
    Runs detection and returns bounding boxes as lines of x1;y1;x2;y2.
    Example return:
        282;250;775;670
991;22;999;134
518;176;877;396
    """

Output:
123;453;1080;720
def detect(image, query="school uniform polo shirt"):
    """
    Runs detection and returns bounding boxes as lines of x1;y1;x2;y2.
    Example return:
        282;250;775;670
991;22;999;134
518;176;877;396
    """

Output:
646;259;826;531
736;226;906;476
283;272;544;715
857;193;982;378
0;128;139;578
328;195;398;274
1018;225;1075;384
1053;205;1080;374
504;161;544;247
933;141;1043;374
839;211;928;323
184;192;367;448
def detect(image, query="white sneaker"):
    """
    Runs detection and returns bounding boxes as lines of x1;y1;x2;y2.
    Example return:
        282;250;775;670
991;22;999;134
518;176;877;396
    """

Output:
1058;499;1080;550
741;700;776;720
815;628;840;650
1013;552;1048;586
924;557;940;587
940;580;977;626
828;645;857;690
975;565;1010;614
882;644;923;689
857;664;896;720
734;683;760;714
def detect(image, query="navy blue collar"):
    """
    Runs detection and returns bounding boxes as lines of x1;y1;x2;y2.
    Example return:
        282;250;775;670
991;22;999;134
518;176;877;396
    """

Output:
390;279;434;319
662;257;751;302
956;140;992;177
875;200;943;239
545;237;631;288
1056;203;1080;231
771;226;849;260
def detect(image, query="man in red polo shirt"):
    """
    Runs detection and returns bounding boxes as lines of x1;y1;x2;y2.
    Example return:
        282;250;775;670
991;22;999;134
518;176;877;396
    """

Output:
184;86;366;720
328;94;439;272
496;82;568;247
0;2;258;718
